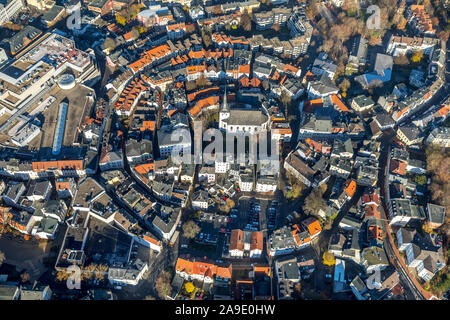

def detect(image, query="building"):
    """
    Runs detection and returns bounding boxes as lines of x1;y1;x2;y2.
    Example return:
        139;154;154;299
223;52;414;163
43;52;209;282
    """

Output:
0;32;98;111
151;205;181;241
396;125;422;146
40;5;66;28
355;53;393;88
218;90;269;134
348;35;368;72
191;190;209;211
396;227;445;282
253;6;291;30
386;35;439;58
275;255;301;300
307;74;339;99
284;152;316;187
228;229;264;258
406;5;435;36
426;203;445;229
175;256;232;284
312;53;337;80
351;95;375;112
426;127;450;148
361;246;389;273
389;199;426;227
0;0;23;25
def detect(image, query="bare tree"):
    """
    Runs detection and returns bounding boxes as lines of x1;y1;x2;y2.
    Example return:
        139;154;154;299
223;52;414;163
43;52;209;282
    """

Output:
239;9;252;32
182;220;200;239
303;188;327;216
0;250;5;267
104;38;117;52
155;271;172;299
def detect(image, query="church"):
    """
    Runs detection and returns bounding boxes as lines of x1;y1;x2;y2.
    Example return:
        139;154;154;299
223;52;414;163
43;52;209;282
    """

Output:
218;88;270;135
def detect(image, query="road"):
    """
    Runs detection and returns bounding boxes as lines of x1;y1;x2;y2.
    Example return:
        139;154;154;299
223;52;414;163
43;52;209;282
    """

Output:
377;133;432;300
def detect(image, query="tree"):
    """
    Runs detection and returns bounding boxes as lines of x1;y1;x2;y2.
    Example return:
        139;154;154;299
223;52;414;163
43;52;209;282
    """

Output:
20;272;30;284
185;282;195;293
413;175;427;185
2;22;23;31
280;91;291;108
367;79;383;95
323;251;336;266
411;50;424;63
182;220;200;239
131;27;140;40
338;78;351;93
56;269;70;282
226;198;235;209
286;183;305;201
303;188;326;216
292;282;302;299
271;24;281;32
213;5;223;15
396;16;407;30
0;250;5;267
201;29;212;48
115;14;126;26
239;9;252;32
155;270;172;299
438;30;450;42
426;146;450;213
104;37;117;52
394;54;409;65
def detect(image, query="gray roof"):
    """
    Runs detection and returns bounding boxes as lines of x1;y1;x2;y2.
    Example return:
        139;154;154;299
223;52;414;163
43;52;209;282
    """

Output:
426;203;445;225
192;190;208;203
374;53;393;75
0;285;19;300
375;112;395;127
350;276;366;292
398;125;421;141
223;109;268;126
8;26;42;53
26;180;51;198
280;261;300;281
36;217;59;235
126;139;153;158
41;5;65;22
362;246;388;267
309;74;338;95
352;95;375;108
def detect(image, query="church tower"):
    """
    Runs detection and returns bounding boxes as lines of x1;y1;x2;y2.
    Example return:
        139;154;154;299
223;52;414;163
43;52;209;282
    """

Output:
219;87;230;129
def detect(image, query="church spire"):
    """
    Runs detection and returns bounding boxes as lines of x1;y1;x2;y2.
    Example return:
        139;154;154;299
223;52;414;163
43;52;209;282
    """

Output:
221;86;229;112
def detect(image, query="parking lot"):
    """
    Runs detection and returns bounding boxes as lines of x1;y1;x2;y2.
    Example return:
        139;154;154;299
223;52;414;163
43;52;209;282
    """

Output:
236;198;280;234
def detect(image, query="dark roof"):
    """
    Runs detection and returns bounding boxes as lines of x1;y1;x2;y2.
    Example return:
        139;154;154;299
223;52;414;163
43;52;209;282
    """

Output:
427;203;445;225
8;26;42;54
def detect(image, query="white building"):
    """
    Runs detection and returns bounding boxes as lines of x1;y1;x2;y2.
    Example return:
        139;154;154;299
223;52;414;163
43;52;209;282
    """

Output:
0;0;23;25
218;89;269;134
